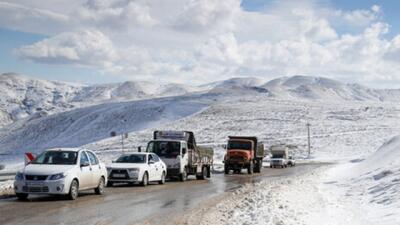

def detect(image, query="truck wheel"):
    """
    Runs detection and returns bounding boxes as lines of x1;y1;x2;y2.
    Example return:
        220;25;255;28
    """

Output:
16;193;28;201
180;170;187;182
224;164;229;174
254;161;259;173
248;161;254;174
254;160;261;173
206;166;211;178
197;167;207;180
224;167;229;174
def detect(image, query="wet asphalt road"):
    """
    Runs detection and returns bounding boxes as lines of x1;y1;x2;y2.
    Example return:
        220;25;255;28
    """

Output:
0;163;323;225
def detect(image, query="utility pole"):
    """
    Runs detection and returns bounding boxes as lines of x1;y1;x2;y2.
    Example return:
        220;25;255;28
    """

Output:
121;134;124;153
306;122;311;158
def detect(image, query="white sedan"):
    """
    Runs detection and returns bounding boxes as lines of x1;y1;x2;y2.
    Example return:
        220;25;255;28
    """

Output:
14;148;108;200
106;152;166;186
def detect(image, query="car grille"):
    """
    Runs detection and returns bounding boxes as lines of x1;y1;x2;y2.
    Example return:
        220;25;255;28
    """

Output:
110;169;129;179
23;186;49;193
25;175;48;181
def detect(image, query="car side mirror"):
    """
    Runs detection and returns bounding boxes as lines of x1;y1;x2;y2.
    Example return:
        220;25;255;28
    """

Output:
80;161;90;167
148;159;155;164
112;160;116;163
222;144;227;149
182;148;187;155
138;146;142;152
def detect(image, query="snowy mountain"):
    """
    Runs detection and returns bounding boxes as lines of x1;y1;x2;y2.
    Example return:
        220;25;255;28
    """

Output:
208;77;269;94
1;73;400;157
0;95;211;155
0;73;82;127
0;73;208;127
262;75;400;101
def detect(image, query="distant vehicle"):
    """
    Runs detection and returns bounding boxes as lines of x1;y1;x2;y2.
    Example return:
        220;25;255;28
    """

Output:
106;152;166;187
14;148;107;200
269;145;289;168
224;136;265;174
288;156;296;167
146;131;213;181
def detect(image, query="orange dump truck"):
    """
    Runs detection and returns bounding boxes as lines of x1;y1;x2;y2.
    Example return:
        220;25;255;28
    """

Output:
223;136;265;174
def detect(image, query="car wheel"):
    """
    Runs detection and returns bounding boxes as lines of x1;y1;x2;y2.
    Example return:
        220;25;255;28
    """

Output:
95;177;105;195
16;193;28;201
68;179;79;200
159;172;166;185
141;172;149;186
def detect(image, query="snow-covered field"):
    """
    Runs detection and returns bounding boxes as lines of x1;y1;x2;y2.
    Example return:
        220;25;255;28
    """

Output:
1;74;400;224
86;96;400;164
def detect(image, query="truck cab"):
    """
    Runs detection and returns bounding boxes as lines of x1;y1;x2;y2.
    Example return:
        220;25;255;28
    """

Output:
146;131;213;181
146;139;188;179
269;145;289;168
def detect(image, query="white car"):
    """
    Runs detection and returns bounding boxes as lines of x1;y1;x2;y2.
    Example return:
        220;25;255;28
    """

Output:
14;148;108;200
106;152;166;186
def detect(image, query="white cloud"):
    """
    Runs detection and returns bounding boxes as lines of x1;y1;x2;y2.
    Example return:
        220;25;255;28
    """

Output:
173;0;241;33
2;0;400;87
0;1;70;34
15;30;118;67
338;5;381;27
78;0;158;29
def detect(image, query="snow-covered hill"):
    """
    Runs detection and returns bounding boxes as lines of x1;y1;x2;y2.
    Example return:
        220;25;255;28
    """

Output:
0;73;208;127
0;73;82;126
262;75;400;101
1;73;400;159
0;94;211;155
208;77;268;94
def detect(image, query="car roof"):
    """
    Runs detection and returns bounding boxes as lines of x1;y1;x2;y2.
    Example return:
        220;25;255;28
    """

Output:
122;152;151;155
150;139;184;142
46;147;84;152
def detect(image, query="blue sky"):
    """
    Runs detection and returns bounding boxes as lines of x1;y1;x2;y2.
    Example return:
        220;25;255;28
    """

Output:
0;0;400;87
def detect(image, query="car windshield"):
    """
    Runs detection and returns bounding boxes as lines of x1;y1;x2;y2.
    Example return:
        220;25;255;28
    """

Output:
272;154;284;158
116;154;146;163
227;141;252;150
31;151;78;165
147;141;180;158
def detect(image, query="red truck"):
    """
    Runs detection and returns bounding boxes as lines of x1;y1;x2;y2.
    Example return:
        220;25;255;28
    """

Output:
223;136;265;174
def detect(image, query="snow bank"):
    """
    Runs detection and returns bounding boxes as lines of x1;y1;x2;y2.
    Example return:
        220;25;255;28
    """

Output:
185;166;369;225
325;135;400;224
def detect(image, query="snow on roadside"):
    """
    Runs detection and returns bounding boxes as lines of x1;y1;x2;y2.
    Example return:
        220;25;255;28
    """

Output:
0;180;14;197
185;165;370;225
325;135;400;224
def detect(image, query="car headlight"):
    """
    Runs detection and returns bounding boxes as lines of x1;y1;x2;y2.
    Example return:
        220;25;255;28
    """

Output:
128;168;139;173
49;173;66;180
15;172;24;181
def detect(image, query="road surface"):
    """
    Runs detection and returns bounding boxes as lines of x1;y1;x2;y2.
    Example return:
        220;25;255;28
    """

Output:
0;163;324;225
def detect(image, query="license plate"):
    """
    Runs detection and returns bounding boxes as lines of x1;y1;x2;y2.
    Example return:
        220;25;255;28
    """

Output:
26;182;44;187
113;173;126;178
